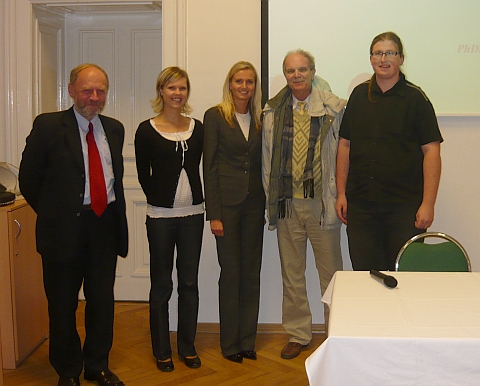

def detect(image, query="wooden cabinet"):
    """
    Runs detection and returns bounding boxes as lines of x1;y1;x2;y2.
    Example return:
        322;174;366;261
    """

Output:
0;200;48;369
0;328;3;385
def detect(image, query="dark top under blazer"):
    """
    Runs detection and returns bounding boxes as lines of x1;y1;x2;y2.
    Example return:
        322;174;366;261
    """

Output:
203;106;265;221
134;118;204;208
19;106;128;261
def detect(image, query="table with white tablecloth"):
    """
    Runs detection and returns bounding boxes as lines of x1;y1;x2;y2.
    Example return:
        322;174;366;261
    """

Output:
305;271;480;386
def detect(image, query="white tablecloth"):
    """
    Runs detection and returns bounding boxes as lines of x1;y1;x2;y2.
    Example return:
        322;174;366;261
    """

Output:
305;271;480;386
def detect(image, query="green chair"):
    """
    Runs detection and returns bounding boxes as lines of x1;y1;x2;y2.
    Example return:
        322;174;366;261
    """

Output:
395;232;471;272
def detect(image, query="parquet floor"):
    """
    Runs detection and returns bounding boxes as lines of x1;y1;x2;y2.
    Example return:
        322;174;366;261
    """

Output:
3;302;326;385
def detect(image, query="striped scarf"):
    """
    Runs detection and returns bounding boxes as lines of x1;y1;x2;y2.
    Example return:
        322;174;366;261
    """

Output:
278;97;320;219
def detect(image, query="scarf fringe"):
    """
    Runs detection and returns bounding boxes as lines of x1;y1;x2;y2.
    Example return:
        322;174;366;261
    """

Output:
303;179;315;199
278;199;292;219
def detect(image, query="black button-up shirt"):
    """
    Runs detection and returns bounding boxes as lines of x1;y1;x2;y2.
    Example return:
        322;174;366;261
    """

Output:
340;73;443;203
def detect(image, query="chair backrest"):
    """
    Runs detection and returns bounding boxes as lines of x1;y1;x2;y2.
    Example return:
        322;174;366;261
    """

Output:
395;232;471;272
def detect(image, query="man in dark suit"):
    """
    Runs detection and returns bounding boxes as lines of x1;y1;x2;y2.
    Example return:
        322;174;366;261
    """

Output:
19;64;128;386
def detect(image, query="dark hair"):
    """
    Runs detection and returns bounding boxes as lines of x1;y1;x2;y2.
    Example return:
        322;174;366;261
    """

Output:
370;31;404;57
368;31;404;102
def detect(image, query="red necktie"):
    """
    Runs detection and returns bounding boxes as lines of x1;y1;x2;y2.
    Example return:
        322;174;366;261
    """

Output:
87;122;107;217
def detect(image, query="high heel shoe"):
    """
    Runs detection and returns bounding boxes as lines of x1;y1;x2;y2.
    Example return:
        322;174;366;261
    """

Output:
156;358;174;372
180;355;201;368
240;350;257;360
225;353;243;363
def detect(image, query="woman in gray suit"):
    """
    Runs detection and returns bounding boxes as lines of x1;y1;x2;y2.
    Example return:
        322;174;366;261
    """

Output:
203;61;265;363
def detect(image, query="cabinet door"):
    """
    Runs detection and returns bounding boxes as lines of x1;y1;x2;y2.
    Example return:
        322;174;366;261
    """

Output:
9;205;48;363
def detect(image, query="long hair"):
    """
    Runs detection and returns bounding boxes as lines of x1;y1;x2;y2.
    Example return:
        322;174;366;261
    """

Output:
368;31;404;102
217;61;262;131
151;66;192;114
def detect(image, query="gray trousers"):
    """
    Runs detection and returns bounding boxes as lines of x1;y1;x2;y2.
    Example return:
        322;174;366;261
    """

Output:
277;198;342;344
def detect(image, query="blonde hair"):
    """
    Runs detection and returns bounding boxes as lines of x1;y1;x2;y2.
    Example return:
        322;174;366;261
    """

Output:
70;63;109;90
151;66;192;114
217;61;262;131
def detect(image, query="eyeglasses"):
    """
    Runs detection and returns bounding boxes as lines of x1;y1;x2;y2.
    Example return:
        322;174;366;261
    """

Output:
370;50;398;59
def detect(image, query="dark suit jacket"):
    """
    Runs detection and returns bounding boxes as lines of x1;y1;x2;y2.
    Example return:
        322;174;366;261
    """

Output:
203;106;265;221
19;107;128;262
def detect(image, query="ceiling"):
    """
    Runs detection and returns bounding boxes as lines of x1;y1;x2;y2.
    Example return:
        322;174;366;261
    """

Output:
39;1;162;14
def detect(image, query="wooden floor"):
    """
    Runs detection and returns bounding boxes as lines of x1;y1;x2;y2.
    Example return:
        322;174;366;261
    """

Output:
3;302;326;385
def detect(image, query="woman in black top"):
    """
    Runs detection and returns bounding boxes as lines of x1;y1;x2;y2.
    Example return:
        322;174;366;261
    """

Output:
135;67;204;372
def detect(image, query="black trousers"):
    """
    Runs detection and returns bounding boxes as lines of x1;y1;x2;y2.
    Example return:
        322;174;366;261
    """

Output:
146;213;204;360
346;199;425;271
215;195;265;356
41;204;118;378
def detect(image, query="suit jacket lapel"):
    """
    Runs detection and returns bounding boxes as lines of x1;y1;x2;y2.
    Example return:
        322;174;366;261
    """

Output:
247;119;257;145
101;116;122;179
63;107;85;172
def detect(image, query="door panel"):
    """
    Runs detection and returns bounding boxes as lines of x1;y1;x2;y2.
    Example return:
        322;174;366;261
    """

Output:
63;11;162;301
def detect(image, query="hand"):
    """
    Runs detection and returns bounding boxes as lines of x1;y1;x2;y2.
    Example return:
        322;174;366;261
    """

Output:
415;202;434;229
210;219;224;237
335;194;348;224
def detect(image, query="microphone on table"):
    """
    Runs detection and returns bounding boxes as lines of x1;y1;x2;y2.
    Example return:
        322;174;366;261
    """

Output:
370;270;398;288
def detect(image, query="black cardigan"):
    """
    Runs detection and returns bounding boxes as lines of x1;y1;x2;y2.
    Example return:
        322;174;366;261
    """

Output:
134;118;204;208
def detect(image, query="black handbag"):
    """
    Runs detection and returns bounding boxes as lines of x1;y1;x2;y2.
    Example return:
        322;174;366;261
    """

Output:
0;183;15;206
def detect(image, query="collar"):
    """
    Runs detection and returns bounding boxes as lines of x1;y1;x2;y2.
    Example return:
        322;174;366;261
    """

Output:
292;94;311;111
372;72;407;97
73;107;101;133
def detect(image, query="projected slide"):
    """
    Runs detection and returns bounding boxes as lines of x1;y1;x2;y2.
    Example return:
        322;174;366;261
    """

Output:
268;0;479;115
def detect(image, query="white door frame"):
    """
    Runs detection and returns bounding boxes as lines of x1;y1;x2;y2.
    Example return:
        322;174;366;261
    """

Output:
3;0;186;167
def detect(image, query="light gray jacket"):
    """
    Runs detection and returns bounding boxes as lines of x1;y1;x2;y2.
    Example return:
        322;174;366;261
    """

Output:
262;76;347;231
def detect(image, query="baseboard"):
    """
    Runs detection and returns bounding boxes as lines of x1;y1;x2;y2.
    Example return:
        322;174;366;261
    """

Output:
197;322;326;334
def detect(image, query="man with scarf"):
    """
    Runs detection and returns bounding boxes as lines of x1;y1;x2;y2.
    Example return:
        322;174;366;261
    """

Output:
262;50;346;359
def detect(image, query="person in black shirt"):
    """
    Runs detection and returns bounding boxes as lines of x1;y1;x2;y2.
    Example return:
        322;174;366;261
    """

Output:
336;32;443;271
134;67;204;372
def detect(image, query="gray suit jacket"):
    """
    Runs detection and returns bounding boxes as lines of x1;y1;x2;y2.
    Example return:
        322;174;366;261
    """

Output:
19;106;128;261
203;106;264;221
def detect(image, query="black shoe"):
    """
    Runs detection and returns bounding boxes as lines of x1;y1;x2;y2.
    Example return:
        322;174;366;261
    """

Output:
84;370;124;386
240;350;257;360
156;358;174;372
225;353;243;363
180;355;201;368
58;377;80;386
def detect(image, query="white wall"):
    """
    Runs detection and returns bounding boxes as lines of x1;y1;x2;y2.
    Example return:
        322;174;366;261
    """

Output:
432;117;480;271
0;0;5;161
184;0;336;324
1;0;479;327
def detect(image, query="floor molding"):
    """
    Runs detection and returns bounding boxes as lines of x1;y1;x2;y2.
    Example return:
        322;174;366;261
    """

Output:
197;322;326;334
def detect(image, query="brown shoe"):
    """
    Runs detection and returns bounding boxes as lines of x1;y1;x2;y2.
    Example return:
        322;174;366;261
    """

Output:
281;342;308;359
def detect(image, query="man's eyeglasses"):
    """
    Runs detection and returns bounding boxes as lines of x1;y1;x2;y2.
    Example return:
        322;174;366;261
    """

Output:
370;51;398;59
